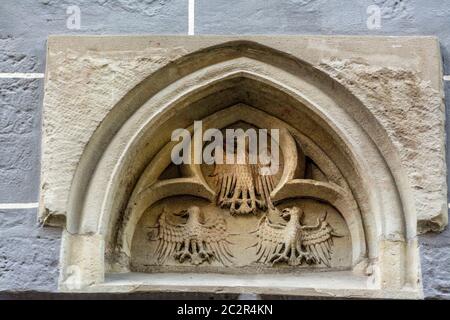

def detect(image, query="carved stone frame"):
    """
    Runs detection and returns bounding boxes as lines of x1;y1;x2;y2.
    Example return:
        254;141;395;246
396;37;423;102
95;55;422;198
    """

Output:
41;35;447;299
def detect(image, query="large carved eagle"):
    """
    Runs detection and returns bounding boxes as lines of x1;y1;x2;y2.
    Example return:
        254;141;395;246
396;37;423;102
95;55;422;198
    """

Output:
210;151;276;215
149;206;234;266
249;207;339;267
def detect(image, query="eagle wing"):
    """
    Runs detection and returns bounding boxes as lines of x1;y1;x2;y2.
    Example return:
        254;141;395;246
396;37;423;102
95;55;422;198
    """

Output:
211;162;239;204
251;216;286;264
301;215;336;267
200;214;235;266
154;210;187;264
253;163;276;210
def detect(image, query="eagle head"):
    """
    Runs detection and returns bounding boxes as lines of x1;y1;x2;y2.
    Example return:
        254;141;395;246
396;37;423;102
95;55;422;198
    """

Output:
281;206;303;222
174;206;205;224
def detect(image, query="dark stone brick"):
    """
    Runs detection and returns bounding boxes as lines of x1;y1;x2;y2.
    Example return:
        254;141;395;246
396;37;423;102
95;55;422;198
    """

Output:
0;79;41;203
420;239;450;299
196;0;450;73
0;209;61;292
0;209;60;239
0;235;61;292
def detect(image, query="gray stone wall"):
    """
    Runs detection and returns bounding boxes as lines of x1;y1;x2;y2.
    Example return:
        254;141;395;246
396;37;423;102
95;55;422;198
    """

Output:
0;0;449;299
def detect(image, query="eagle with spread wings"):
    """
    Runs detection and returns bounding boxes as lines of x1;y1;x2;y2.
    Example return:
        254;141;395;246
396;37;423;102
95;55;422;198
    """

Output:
249;207;340;267
148;206;234;266
210;149;276;215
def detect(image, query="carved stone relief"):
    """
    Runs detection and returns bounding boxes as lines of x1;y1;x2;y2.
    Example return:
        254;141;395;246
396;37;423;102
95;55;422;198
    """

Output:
149;205;234;266
130;123;352;272
251;207;340;267
41;36;447;298
132;197;351;272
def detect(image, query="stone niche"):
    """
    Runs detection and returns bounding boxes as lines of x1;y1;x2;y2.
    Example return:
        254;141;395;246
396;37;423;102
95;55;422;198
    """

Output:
40;35;447;299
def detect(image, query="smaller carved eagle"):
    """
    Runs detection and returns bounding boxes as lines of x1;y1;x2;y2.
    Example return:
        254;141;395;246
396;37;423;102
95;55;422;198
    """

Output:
149;206;234;266
249;207;340;267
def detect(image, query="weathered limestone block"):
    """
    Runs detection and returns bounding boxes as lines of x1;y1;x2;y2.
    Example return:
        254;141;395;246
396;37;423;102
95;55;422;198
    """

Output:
40;36;447;299
41;40;188;221
320;59;446;233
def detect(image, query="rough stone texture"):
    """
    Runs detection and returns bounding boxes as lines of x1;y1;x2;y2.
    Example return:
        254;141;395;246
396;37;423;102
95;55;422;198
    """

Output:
320;59;446;232
0;79;42;203
41;42;187;216
40;36;441;298
0;209;61;292
0;0;188;73
196;0;450;74
417;81;450;300
0;0;449;299
420;233;450;299
40;35;446;234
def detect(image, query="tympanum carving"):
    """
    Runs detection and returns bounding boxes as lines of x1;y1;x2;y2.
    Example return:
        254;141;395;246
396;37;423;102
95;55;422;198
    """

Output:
129;115;353;271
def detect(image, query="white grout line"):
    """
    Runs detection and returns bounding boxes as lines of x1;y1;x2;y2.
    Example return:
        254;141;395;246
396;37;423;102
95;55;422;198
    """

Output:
0;202;39;210
0;73;45;79
444;75;450;81
188;0;195;35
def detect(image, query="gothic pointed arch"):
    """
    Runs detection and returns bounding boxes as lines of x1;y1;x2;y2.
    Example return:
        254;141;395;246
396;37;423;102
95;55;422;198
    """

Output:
40;36;446;298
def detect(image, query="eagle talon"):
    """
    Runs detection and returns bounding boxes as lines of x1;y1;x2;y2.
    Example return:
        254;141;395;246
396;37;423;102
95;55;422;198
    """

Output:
304;252;316;264
191;253;203;265
255;200;266;211
198;247;214;262
270;252;290;265
175;249;192;263
295;252;316;265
